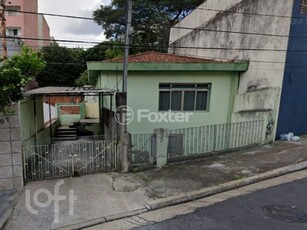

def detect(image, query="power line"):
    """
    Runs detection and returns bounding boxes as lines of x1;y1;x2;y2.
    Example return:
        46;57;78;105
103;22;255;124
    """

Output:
5;8;307;44
5;35;307;53
5;14;307;46
4;35;307;66
5;9;93;20
4;6;307;22
3;35;101;44
171;25;293;40
3;46;307;66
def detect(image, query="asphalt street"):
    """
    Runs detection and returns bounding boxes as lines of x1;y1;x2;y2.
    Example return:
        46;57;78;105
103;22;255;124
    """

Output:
134;178;307;230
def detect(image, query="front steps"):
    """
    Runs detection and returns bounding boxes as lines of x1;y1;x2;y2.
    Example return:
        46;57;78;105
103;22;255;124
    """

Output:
55;126;77;140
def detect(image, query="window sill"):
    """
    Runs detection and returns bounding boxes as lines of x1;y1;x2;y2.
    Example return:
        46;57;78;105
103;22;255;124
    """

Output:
158;110;210;113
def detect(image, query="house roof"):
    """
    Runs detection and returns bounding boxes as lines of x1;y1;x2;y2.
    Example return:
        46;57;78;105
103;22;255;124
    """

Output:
24;86;115;97
87;51;249;85
103;51;231;63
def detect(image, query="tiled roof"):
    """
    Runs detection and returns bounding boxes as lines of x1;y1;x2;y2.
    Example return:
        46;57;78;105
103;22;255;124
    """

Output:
103;51;232;63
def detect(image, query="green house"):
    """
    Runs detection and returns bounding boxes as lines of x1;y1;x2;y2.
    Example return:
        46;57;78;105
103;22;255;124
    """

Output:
87;52;249;134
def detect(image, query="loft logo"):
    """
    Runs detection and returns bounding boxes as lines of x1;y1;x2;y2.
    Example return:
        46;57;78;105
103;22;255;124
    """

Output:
25;180;77;223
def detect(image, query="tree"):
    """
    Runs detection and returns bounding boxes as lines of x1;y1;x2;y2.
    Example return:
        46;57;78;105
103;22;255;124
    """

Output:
74;41;124;87
74;70;89;87
93;0;204;53
36;44;86;87
0;46;45;114
84;40;124;61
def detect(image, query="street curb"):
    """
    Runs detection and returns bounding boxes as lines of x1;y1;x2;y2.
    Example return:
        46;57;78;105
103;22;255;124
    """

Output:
54;208;147;230
55;161;307;229
146;161;307;210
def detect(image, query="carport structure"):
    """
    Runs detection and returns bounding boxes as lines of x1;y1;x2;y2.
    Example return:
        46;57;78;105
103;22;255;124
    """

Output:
23;86;116;142
21;86;118;182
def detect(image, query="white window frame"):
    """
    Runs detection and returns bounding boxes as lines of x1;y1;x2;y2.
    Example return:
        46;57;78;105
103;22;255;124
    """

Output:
159;83;211;112
6;28;21;37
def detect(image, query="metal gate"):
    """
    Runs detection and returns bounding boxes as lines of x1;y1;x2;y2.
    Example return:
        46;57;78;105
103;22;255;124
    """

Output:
23;140;117;182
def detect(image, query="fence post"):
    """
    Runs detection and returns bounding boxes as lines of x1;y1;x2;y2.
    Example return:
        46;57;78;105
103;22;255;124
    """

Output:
226;123;231;149
213;125;217;152
262;119;268;144
154;128;168;168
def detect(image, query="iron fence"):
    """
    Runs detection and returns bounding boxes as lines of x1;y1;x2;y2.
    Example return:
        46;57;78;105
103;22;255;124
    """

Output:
168;120;266;160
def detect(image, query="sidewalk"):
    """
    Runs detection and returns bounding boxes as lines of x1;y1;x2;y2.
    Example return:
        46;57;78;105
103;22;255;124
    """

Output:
3;137;307;229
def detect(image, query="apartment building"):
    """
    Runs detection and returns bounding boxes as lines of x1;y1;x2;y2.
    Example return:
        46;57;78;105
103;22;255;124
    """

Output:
5;0;50;49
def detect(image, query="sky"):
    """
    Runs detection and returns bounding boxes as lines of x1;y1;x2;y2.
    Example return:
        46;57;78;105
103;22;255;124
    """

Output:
38;0;111;48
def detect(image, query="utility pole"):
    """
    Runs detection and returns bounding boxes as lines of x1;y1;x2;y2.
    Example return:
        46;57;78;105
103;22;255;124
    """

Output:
122;0;132;93
0;0;7;61
117;0;132;173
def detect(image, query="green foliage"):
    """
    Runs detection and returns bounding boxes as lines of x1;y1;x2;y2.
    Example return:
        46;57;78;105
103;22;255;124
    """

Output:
93;0;204;53
0;46;45;114
36;41;124;87
105;41;124;59
84;40;124;61
36;44;87;87
74;70;89;87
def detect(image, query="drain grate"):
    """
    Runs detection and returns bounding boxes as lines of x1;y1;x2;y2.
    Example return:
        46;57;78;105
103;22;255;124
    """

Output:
263;205;307;223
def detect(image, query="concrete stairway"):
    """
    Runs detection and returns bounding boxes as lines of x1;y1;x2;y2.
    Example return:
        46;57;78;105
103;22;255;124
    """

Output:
55;126;77;140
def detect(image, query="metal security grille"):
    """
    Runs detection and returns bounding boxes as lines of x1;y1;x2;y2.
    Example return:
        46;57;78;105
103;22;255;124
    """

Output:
23;140;117;182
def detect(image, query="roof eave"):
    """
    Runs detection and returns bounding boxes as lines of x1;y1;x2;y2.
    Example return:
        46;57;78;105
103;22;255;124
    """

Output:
87;61;249;84
87;61;249;71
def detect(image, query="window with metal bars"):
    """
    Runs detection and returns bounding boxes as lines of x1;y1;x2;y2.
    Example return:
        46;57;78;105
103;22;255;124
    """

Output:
159;83;210;111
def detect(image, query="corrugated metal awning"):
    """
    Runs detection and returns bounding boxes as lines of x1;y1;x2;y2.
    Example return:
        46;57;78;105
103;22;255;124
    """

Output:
24;86;115;96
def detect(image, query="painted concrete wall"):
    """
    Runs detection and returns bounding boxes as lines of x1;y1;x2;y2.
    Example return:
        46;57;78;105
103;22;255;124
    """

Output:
20;97;54;146
57;103;86;126
170;0;293;92
98;71;238;134
169;0;294;137
85;102;99;118
5;0;24;32
6;0;50;49
23;0;38;48
277;0;307;136
169;0;243;43
38;15;51;48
